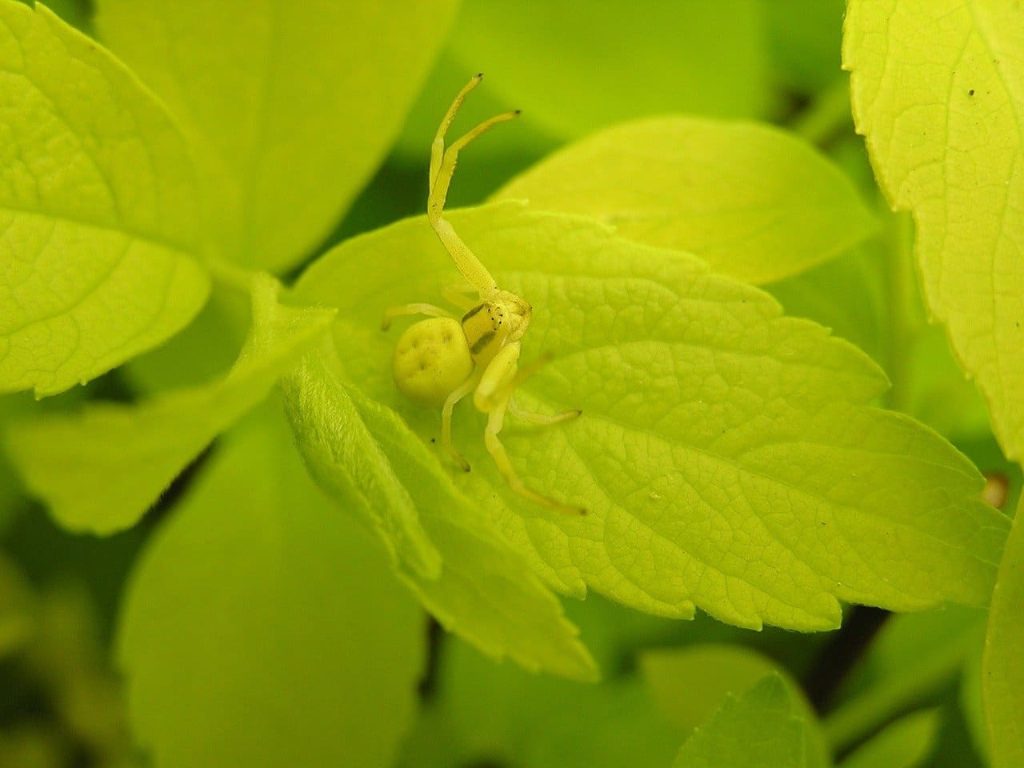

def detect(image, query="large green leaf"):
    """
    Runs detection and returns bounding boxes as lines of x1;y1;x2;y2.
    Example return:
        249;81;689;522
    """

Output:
95;0;458;273
119;406;425;768
495;118;876;284
294;202;1008;631
5;274;334;534
447;0;772;139
844;0;1024;461
673;674;821;768
0;1;209;396
983;495;1024;767
283;345;596;680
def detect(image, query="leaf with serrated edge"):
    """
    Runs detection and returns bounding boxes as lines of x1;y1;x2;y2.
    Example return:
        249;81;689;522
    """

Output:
294;202;1008;631
495;117;876;284
119;405;425;768
673;674;815;768
0;1;210;395
283;346;596;681
5;274;334;534
844;0;1024;460
94;0;458;273
983;495;1024;768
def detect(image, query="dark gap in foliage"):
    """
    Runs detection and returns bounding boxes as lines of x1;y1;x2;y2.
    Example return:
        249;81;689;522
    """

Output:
0;658;96;767
3;506;146;648
82;368;136;406
141;442;217;531
463;760;507;768
802;605;890;712
0;658;53;725
416;616;445;701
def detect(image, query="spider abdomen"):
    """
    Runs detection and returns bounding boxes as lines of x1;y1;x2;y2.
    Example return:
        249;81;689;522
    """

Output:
392;317;473;407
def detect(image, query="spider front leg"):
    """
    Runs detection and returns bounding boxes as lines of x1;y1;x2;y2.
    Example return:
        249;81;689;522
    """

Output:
475;344;585;515
429;74;519;297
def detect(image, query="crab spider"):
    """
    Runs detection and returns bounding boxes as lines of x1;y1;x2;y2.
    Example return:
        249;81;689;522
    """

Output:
382;74;584;515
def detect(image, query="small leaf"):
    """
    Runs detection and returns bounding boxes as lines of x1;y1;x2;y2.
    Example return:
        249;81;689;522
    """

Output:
5;274;334;534
641;645;829;768
282;348;597;681
119;406;425;768
94;0;459;273
845;0;1024;460
0;1;210;395
295;202;1009;632
839;710;939;768
983;495;1024;767
495;118;877;284
673;674;819;768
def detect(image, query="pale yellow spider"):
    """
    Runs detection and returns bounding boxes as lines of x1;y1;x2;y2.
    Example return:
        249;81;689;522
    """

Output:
382;74;584;515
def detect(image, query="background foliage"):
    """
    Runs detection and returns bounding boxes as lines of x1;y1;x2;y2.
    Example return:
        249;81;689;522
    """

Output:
0;1;1020;767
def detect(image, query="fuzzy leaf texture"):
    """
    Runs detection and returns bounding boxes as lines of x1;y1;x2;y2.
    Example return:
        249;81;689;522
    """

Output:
495;118;877;284
0;1;209;395
119;406;424;768
844;0;1024;460
673;674;819;768
282;346;597;681
293;203;1008;634
5;275;335;534
983;495;1024;767
94;0;458;273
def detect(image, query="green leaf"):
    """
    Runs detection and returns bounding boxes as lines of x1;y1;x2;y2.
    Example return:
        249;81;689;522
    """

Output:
673;674;821;768
768;216;992;442
399;635;684;768
641;645;829;768
495;118;876;284
638;647;823;753
765;0;845;95
282;347;597;681
5;274;334;534
767;243;888;366
94;0;458;273
295;202;1008;631
0;1;210;396
983;495;1024;767
839;710;939;768
844;0;1024;461
824;607;985;752
118;405;425;768
447;0;772;139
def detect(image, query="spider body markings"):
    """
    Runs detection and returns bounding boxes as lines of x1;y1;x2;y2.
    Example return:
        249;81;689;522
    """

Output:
382;74;584;515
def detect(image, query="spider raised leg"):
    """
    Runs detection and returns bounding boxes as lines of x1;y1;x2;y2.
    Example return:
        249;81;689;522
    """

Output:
384;74;584;515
